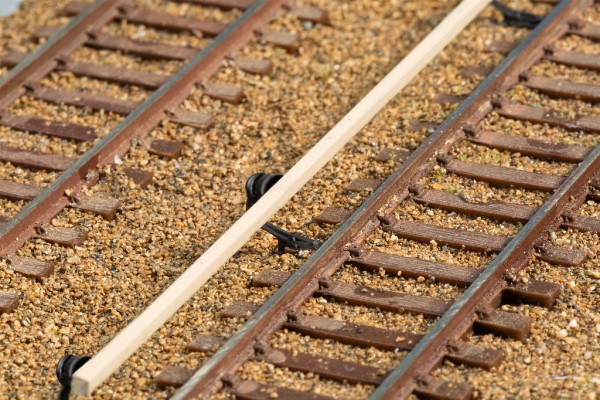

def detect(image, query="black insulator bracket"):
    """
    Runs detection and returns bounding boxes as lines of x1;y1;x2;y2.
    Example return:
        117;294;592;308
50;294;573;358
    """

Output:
492;0;544;29
246;173;320;254
56;354;90;400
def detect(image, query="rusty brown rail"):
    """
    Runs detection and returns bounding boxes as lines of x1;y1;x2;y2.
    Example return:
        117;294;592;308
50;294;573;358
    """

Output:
164;0;600;398
0;0;284;255
0;0;325;313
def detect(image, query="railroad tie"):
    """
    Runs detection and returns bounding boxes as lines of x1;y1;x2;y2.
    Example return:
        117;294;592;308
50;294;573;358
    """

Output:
464;127;591;163
534;241;588;267
382;219;588;267
502;279;562;309
438;156;564;192
119;6;226;37
0;179;43;201
256;28;300;54
568;20;600;41
33;224;88;247
350;251;481;286
155;366;196;388
411;187;536;223
562;211;600;234
407;119;439;133
485;40;518;55
545;47;600;71
67;193;120;220
229;380;334;400
284;4;331;26
314;207;353;225
220;301;260;319
166;108;215;129
474;308;531;342
315;280;452;318
0;183;119;220
200;82;245;105
186;333;225;353
229;55;273;76
345;178;383;192
170;0;256;11
0;292;20;314
85;32;198;61
33;26;199;61
374;147;410;163
62;2;227;37
0;113;96;142
6;256;54;281
56;58;169;89
0;146;76;171
0;50;26;68
173;1;332;26
433;92;467;106
255;345;385;385
122;168;154;188
29;85;138;115
459;65;493;79
492;99;600;133
145;139;185;159
520;72;600;102
413;375;473;400
0;180;120;221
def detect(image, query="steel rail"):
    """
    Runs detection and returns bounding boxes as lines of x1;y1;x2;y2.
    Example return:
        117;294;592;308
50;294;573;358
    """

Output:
0;0;124;109
171;0;588;398
0;0;124;253
63;0;290;394
370;1;595;397
0;0;286;257
374;141;599;399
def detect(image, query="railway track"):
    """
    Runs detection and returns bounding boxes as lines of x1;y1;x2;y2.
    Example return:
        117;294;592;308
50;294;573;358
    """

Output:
0;0;329;312
1;0;597;398
133;0;599;398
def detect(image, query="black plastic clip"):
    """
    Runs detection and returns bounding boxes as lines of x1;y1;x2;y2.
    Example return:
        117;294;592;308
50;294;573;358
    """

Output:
246;173;320;254
492;0;543;29
56;354;90;400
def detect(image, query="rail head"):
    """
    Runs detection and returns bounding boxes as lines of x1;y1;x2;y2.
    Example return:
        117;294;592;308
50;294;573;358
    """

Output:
0;0;286;256
65;0;291;395
0;0;124;107
369;0;593;398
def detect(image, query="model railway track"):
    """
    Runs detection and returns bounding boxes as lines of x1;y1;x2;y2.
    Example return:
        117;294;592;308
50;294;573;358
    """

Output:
0;0;329;314
140;0;600;398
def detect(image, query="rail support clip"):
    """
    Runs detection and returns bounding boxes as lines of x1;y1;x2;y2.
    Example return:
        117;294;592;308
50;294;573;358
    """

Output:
56;354;90;400
245;173;320;254
492;0;543;28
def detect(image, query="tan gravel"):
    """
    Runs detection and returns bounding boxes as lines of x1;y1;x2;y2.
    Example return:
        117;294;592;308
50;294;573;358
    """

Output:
433;228;599;399
0;1;597;400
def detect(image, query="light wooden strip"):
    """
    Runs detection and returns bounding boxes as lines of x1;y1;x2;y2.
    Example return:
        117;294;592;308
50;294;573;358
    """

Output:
71;2;492;394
